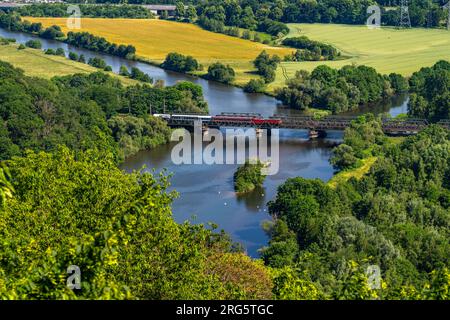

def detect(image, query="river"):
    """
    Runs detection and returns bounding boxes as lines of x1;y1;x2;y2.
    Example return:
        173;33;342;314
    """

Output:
0;28;409;256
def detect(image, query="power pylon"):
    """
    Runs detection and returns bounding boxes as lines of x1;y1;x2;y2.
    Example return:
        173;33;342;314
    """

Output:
444;1;450;30
399;0;411;28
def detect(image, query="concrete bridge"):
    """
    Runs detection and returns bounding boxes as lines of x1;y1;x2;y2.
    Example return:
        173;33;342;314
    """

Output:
154;113;450;139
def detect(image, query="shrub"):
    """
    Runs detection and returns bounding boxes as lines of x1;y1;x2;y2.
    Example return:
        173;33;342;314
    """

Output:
25;40;42;49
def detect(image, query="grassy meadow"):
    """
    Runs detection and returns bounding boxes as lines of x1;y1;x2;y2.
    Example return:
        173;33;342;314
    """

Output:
25;17;295;86
268;23;450;90
0;43;137;85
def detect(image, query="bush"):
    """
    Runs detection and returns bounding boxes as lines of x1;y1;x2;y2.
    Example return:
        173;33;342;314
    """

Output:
55;48;65;57
40;25;64;40
244;79;266;93
68;52;78;61
130;67;152;83
25;40;42;49
162;52;199;73
254;51;280;83
88;57;108;69
282;36;339;61
242;30;252;40
17;44;25;50
119;65;130;76
44;48;55;55
207;63;235;84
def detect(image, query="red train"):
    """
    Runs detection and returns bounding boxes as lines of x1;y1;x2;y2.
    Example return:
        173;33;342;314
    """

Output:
211;115;282;126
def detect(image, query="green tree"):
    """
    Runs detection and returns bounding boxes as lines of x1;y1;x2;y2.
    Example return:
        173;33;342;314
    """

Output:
207;62;235;84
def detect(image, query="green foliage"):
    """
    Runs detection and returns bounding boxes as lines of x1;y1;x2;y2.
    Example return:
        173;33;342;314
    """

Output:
243;79;266;93
0;147;271;299
66;31;136;59
265;122;450;299
45;48;65;57
282;36;339;61
0;165;13;207
233;161;266;193
108;115;171;159
276;65;400;113
408;60;450;121
129;67;153;83
87;57;110;71
253;50;280;83
40;25;64;40
271;266;323;300
207;62;235;84
0;61;206;161
331;115;385;170
119;65;130;77
24;40;42;49
162;52;199;73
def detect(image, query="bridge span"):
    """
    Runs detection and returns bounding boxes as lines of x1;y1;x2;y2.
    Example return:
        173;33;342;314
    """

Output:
154;113;449;139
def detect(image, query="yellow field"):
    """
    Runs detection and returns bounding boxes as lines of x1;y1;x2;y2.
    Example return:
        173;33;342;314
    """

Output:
26;17;295;85
268;23;450;90
0;43;137;85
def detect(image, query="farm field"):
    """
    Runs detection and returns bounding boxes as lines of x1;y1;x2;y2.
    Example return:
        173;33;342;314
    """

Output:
268;23;450;90
0;43;137;85
25;17;295;86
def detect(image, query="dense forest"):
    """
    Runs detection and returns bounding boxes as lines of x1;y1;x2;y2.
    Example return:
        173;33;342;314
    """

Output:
261;115;449;299
275;64;408;113
60;1;450;29
0;146;275;299
0;61;207;161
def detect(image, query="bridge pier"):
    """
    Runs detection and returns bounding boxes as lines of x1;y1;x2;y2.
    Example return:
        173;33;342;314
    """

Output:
202;124;210;136
308;130;326;139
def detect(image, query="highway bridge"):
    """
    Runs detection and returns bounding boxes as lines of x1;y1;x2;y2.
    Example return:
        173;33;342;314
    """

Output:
154;113;450;138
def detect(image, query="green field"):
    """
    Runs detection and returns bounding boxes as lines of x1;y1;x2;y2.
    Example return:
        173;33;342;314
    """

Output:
269;23;450;90
0;43;137;85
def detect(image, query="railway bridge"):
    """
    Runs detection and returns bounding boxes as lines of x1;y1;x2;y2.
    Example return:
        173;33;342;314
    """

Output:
155;113;449;139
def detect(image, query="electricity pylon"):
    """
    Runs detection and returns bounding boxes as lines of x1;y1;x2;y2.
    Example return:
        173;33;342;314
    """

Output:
399;0;411;28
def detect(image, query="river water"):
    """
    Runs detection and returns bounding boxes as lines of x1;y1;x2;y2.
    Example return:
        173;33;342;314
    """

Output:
0;28;409;256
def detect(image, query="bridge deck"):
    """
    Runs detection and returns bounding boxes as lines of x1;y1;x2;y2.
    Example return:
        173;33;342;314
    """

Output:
160;114;447;135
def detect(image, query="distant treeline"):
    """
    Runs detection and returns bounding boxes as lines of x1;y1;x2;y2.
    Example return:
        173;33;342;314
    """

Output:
276;64;408;113
8;4;154;19
5;1;448;29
